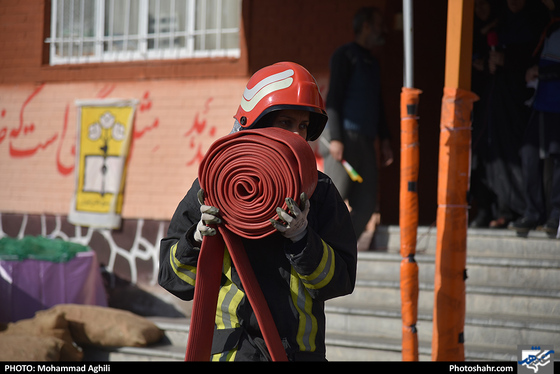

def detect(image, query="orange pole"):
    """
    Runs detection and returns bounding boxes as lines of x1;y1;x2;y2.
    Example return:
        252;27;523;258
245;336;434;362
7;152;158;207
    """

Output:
399;87;422;361
443;0;475;90
432;87;477;361
432;0;477;361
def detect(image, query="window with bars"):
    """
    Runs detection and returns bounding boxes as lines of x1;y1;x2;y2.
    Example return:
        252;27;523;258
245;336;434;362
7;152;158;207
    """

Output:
46;0;241;65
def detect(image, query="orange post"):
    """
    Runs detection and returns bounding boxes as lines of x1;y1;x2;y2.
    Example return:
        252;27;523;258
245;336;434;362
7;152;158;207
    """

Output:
444;0;475;90
432;0;477;361
432;87;477;361
399;87;422;361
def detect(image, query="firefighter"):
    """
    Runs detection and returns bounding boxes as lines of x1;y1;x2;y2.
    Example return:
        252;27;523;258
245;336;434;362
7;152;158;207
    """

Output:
158;62;357;361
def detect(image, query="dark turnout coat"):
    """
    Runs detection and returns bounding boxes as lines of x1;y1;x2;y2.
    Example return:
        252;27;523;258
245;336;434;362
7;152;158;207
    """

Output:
158;171;357;361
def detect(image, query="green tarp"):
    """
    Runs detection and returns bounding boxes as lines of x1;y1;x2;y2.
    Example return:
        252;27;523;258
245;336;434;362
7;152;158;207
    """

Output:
0;236;89;262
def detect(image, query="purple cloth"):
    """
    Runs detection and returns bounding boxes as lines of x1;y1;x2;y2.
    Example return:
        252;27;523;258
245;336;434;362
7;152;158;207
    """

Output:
0;251;107;323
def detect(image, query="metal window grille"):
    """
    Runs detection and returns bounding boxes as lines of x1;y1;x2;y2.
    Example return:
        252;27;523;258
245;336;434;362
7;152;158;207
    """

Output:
46;0;241;65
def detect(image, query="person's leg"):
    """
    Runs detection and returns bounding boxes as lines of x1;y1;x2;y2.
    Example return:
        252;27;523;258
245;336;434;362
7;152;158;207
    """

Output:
343;132;378;238
469;162;494;227
511;112;545;231
543;154;560;234
543;111;560;234
324;151;352;200
347;165;377;238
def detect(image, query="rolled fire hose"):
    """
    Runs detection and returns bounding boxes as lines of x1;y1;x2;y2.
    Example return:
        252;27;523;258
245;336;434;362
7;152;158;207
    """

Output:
185;127;318;361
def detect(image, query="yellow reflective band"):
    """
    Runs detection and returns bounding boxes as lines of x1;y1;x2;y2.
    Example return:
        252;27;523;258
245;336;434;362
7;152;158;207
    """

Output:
215;249;244;330
290;267;317;352
299;240;335;289
170;242;196;286
211;349;237;361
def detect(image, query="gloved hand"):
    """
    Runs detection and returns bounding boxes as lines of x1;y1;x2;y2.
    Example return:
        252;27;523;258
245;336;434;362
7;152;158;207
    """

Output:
194;189;221;243
270;192;310;242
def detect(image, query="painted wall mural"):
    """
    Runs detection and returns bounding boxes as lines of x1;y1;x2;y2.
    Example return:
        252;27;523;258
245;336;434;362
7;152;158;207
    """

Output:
0;80;244;218
69;99;138;229
0;79;246;286
0;212;166;286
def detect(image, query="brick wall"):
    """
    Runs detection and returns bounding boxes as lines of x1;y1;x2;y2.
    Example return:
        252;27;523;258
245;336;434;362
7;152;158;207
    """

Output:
0;1;249;83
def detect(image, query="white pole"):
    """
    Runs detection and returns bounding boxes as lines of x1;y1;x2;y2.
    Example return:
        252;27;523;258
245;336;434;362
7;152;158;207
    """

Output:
403;0;414;88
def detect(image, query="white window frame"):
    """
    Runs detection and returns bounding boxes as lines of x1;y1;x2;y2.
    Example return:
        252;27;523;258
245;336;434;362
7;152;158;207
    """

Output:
46;0;241;66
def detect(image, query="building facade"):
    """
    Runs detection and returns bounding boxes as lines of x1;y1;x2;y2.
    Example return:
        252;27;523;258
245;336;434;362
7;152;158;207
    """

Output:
0;0;447;286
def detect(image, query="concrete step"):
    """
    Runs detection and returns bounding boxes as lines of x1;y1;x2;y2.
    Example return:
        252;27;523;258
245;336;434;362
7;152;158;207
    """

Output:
83;343;185;361
83;317;189;361
331;276;560;319
88;225;559;361
325;331;518;361
358;252;560;290
326;225;560;361
324;304;560;353
325;332;432;361
373;225;560;259
83;312;539;362
97;293;556;362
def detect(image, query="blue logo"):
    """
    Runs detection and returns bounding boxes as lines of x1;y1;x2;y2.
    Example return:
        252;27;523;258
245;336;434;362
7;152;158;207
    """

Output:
518;346;555;374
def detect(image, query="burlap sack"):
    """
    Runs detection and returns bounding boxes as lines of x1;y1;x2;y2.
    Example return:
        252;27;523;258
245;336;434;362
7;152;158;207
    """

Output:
0;334;65;361
46;304;164;347
2;309;83;361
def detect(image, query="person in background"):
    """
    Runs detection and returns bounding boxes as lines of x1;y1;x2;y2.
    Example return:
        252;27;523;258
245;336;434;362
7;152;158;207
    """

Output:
470;0;500;228
510;0;560;236
470;0;547;228
323;6;394;240
158;62;357;361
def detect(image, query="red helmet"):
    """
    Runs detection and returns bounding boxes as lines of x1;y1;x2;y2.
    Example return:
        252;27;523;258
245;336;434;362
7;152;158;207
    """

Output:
234;62;328;141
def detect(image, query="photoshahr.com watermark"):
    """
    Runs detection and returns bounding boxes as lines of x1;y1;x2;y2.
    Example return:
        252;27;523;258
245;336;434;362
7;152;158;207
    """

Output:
448;345;555;373
518;346;555;374
449;364;514;372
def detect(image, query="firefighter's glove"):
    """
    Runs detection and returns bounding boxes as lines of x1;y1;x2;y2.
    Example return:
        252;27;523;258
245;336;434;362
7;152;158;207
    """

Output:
270;192;310;242
194;189;221;243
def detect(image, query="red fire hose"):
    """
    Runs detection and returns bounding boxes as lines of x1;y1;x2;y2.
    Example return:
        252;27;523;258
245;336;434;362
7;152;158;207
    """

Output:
185;127;318;361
